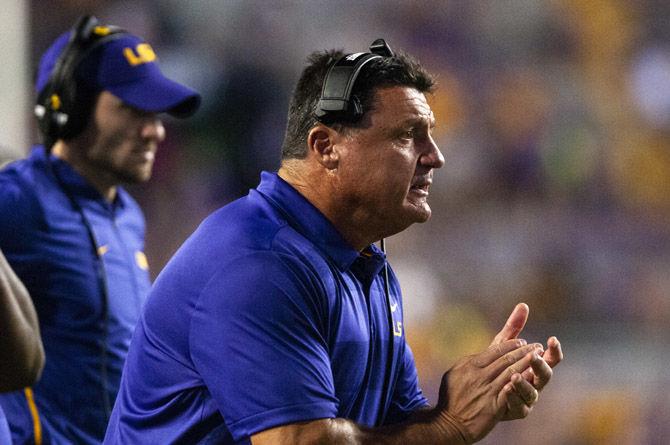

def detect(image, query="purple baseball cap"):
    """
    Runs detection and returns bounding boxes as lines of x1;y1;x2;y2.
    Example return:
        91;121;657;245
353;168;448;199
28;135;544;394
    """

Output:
36;30;201;117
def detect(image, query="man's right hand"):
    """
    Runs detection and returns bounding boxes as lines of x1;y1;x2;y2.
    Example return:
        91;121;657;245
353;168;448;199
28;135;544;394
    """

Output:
436;339;544;443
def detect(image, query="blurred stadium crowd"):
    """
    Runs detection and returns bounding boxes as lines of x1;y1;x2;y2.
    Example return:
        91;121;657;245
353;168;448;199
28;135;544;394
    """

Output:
12;0;670;443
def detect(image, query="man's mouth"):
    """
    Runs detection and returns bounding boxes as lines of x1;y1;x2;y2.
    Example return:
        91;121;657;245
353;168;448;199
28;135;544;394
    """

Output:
133;148;155;162
409;180;431;197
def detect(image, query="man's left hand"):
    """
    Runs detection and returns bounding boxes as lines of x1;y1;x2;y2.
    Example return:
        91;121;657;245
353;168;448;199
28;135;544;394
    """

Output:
490;303;564;420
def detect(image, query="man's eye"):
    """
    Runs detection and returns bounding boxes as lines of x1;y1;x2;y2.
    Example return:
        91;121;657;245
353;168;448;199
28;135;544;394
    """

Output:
121;102;152;118
401;129;415;139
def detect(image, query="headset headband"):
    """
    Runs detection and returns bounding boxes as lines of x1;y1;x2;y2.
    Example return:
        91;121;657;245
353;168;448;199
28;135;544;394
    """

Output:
315;38;395;124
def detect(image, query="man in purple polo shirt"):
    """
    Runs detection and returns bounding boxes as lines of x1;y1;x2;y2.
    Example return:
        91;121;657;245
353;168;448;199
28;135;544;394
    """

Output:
0;16;200;444
106;41;562;444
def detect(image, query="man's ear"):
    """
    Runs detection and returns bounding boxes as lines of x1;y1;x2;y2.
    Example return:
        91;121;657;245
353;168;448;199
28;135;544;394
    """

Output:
307;125;339;169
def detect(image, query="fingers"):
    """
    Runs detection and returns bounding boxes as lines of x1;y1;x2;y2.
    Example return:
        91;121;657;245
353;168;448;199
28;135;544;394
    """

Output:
491;347;542;392
491;303;529;345
521;337;560;391
520;335;563;385
511;373;539;406
497;374;536;420
472;339;527;368
528;350;553;391
543;336;563;368
486;343;542;380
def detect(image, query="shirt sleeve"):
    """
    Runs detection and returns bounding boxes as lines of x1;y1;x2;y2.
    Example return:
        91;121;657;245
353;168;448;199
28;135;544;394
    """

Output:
189;250;338;442
384;340;430;425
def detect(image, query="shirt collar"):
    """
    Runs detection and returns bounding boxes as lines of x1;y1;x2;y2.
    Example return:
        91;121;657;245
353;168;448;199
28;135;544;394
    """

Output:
33;145;127;210
256;171;365;271
351;244;387;285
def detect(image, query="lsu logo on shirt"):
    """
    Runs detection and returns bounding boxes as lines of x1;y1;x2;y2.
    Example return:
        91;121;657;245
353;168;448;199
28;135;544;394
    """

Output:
135;251;149;270
390;300;403;337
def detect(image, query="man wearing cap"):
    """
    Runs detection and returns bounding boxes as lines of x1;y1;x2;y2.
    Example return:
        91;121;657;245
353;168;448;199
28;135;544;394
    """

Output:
0;16;200;444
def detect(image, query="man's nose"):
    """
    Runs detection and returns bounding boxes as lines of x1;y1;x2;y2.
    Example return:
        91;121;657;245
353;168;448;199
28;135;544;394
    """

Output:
142;117;166;142
420;136;444;169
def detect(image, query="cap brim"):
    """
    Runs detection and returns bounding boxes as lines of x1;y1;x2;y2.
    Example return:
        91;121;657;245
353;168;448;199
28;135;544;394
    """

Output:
106;74;201;118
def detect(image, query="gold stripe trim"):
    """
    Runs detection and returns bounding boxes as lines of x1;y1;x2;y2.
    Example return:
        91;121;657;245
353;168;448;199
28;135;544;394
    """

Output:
24;388;42;445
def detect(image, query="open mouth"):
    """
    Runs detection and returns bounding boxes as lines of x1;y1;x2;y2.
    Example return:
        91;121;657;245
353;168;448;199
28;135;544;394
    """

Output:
409;181;431;196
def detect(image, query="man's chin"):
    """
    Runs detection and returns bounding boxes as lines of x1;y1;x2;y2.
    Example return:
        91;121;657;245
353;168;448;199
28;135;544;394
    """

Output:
117;168;153;185
413;209;432;223
406;201;432;223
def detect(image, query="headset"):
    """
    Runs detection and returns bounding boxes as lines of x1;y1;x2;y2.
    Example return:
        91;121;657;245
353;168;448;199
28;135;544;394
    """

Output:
35;15;127;149
315;38;394;125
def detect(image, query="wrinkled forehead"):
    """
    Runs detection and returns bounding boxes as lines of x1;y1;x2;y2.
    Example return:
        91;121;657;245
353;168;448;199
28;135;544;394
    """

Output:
371;86;435;125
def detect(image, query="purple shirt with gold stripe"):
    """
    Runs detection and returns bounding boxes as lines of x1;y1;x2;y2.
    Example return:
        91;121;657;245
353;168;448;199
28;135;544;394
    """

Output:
0;146;151;444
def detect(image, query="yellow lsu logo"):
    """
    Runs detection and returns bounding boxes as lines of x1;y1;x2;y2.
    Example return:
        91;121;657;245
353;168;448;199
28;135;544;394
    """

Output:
393;321;403;337
135;251;149;270
123;43;157;66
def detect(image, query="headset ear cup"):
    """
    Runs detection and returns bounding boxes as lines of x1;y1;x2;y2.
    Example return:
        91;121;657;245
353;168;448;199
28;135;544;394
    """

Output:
59;83;96;140
35;85;65;148
35;80;96;148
